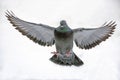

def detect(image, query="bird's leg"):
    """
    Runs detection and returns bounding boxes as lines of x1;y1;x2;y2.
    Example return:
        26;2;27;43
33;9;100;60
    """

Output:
51;51;59;55
66;50;71;57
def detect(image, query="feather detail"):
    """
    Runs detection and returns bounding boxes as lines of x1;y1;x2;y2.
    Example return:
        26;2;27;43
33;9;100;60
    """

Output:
6;11;55;46
73;21;116;49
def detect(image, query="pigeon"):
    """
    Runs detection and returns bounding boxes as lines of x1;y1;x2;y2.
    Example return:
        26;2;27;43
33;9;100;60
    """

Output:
5;11;116;66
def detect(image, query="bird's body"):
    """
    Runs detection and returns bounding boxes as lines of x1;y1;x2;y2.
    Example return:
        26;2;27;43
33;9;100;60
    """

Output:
54;21;73;54
54;28;73;55
6;11;116;66
51;22;83;65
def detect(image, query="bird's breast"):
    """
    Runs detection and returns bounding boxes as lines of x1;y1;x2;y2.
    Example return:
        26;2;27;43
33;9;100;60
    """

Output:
54;29;73;38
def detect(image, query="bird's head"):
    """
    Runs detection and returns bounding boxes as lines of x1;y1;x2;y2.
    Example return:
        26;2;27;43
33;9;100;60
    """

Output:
60;20;67;26
55;20;72;33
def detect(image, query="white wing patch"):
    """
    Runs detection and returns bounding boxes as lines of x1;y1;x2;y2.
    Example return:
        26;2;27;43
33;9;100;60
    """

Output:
73;21;116;49
6;11;55;46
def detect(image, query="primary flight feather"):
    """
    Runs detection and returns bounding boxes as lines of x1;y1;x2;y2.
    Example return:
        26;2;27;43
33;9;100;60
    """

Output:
6;11;116;66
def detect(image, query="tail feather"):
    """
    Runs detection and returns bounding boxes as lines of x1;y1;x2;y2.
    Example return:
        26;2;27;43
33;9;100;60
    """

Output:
50;53;83;66
73;53;84;66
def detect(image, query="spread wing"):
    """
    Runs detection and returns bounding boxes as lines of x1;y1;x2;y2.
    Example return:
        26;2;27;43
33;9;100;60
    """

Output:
6;11;55;46
73;21;116;49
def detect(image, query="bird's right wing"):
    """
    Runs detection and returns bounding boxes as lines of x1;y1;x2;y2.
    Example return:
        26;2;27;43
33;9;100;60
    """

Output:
73;21;116;49
6;11;55;46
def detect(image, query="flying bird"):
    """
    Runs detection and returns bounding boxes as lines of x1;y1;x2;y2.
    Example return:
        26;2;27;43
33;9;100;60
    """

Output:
6;11;116;66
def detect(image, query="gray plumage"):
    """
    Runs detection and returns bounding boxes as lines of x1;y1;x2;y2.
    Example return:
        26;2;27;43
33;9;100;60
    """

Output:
6;11;116;66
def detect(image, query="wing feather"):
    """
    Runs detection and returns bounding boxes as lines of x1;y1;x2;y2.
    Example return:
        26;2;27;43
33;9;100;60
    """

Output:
6;11;55;46
73;21;116;49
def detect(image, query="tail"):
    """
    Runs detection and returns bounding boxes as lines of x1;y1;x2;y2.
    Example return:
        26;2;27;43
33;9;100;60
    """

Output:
50;52;84;66
73;53;84;66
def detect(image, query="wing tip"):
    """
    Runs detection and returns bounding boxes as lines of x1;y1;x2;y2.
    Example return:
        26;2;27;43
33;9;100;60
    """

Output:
5;10;16;18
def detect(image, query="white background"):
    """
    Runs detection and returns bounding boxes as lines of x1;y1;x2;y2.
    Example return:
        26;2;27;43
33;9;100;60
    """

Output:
0;0;120;80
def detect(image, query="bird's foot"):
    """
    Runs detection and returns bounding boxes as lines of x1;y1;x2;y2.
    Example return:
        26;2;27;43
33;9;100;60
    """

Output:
66;50;71;57
51;51;59;55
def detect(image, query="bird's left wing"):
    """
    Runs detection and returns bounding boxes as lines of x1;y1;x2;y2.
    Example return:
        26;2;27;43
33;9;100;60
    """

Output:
73;21;116;49
6;11;55;46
